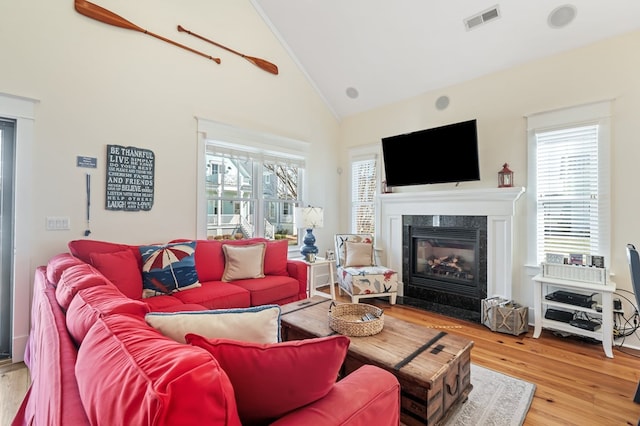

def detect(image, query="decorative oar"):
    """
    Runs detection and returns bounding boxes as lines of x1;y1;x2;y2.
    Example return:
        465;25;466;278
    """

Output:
177;25;278;75
74;0;220;64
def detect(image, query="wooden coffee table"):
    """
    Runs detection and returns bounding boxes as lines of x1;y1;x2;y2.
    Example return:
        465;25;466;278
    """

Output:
280;297;474;425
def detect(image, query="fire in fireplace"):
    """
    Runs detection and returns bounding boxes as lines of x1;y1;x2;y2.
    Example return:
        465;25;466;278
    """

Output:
412;227;479;294
401;215;487;322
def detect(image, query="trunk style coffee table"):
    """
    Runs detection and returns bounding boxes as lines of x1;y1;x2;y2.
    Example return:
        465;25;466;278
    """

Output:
280;297;474;425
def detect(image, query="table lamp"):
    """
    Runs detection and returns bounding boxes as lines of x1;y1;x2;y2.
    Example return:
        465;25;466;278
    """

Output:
298;206;323;262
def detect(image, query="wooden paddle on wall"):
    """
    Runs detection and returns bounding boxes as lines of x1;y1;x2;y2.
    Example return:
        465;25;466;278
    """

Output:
178;25;278;75
74;0;221;64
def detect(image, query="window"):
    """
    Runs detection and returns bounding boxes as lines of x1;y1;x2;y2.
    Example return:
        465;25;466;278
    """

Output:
349;145;379;234
197;119;309;246
527;101;611;266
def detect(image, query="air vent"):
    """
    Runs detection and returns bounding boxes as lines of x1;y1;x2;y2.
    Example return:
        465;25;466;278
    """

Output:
464;5;500;30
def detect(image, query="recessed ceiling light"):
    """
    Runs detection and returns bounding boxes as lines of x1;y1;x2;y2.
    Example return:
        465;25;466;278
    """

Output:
435;96;450;111
548;4;577;29
346;87;359;99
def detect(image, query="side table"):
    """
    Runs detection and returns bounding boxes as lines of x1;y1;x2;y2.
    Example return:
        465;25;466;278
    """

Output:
303;257;336;300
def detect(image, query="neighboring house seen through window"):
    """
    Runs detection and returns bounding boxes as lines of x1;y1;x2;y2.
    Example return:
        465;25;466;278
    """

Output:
205;148;303;244
197;118;308;247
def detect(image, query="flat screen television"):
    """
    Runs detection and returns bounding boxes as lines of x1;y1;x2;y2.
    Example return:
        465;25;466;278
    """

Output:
381;119;480;187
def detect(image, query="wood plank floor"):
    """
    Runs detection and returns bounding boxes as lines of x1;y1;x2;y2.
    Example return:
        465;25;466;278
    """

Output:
327;287;640;426
1;287;639;425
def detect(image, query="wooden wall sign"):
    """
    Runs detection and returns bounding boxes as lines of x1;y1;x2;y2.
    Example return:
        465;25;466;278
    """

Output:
106;144;154;211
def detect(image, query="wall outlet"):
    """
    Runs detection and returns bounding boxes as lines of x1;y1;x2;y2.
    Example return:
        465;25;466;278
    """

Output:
46;216;70;230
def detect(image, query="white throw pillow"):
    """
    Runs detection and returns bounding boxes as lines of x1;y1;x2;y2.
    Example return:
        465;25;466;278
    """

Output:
221;243;266;282
145;305;281;344
344;241;374;267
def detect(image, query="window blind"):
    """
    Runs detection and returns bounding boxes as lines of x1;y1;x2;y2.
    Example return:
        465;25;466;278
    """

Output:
351;158;376;234
536;124;599;260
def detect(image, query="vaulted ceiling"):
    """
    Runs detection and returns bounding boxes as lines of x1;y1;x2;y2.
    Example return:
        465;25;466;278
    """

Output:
251;1;640;120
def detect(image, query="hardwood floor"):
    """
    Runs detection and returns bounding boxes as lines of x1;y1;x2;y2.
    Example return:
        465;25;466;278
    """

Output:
1;288;639;425
0;359;29;426
328;288;640;426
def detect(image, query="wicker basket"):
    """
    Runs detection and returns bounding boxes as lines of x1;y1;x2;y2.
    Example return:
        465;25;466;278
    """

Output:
328;302;384;336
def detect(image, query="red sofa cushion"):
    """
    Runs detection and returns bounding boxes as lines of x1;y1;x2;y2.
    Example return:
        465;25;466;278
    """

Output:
77;314;242;426
181;238;289;282
89;249;143;300
68;239;143;267
230;275;299;306
263;239;289;276
66;285;149;345
187;333;350;425
55;264;110;310
46;253;85;286
171;281;251;309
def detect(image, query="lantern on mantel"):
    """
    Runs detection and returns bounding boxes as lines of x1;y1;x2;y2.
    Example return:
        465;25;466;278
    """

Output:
498;163;514;188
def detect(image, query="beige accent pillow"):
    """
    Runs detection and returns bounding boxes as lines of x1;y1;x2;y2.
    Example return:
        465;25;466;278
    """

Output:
344;241;374;267
222;243;266;282
145;305;281;344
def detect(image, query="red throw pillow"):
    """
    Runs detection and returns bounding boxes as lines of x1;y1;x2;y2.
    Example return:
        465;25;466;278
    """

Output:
264;239;289;276
68;239;142;267
186;334;350;425
90;250;144;300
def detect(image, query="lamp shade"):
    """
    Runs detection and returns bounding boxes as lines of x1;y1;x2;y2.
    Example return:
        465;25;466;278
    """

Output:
298;206;324;229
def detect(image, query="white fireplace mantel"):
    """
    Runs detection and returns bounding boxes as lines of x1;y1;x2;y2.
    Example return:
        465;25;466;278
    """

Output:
376;187;525;300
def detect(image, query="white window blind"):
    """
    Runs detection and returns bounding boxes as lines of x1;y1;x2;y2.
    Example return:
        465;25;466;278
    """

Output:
351;157;376;234
536;125;600;259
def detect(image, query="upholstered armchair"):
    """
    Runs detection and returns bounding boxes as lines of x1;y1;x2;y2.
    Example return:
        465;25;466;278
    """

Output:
334;234;398;304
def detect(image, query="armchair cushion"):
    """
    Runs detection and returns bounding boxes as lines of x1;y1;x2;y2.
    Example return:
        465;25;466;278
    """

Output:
186;333;350;426
344;241;374;267
335;234;374;267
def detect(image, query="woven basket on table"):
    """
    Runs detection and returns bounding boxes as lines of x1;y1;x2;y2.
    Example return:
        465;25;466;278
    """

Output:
328;302;384;337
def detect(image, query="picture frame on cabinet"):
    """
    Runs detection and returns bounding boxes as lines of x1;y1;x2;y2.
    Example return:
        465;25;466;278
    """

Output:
325;249;335;261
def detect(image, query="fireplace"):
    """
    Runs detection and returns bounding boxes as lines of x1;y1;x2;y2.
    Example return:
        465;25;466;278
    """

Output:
402;216;487;321
376;187;525;323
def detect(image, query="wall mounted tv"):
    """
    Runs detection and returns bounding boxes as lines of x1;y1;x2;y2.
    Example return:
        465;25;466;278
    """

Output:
381;119;480;187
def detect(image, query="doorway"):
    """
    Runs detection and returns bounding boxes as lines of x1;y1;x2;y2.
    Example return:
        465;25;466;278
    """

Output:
0;118;16;359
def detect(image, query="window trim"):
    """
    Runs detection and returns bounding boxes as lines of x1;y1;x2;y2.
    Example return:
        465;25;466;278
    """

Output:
348;143;380;235
525;100;612;267
196;118;310;241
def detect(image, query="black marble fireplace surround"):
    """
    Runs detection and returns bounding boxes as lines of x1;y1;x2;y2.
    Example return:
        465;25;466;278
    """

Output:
399;215;487;322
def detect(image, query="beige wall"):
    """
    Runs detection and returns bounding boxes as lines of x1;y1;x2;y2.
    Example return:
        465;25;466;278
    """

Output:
339;30;640;324
3;1;341;265
4;1;640;355
2;0;340;359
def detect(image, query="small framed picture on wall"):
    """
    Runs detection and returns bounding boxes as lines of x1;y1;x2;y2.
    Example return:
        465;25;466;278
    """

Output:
325;249;335;261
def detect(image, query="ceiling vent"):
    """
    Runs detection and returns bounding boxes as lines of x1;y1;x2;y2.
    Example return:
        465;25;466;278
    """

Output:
464;5;501;30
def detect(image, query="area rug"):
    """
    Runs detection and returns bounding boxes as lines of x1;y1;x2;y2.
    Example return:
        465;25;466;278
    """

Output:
443;364;536;426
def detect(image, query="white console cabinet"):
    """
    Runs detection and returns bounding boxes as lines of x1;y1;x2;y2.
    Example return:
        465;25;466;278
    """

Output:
532;273;615;358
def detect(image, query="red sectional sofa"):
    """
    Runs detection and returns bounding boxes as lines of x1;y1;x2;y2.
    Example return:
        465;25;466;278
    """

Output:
66;237;309;309
13;239;402;425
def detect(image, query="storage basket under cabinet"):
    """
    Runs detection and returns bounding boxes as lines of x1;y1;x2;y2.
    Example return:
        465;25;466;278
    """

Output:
481;297;529;335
